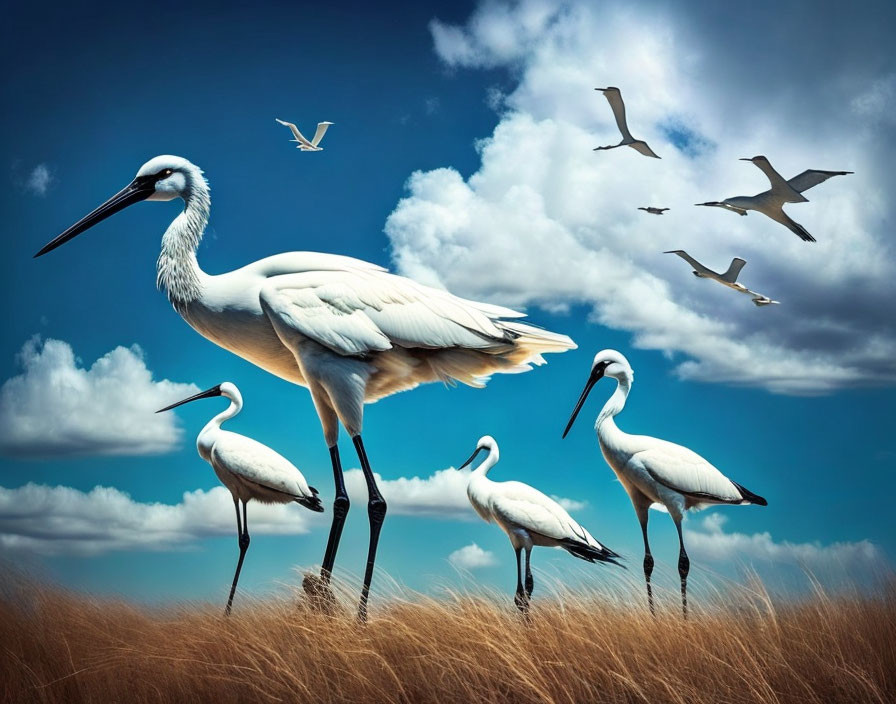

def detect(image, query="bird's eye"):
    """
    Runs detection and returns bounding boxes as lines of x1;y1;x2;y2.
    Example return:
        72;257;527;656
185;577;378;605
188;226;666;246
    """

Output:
159;169;174;178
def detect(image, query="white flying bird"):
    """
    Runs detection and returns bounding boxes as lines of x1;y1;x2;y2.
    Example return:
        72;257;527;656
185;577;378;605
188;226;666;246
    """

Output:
562;350;767;617
157;382;323;615
275;118;334;151
638;207;669;215
459;435;621;612
697;155;852;242
665;250;780;306
35;155;575;620
593;87;661;159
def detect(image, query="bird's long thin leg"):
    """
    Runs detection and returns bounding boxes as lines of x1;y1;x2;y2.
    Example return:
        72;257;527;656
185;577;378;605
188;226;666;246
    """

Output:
513;547;528;613
320;445;349;583
674;518;690;619
524;546;534;598
225;499;250;616
352;435;387;622
640;514;655;617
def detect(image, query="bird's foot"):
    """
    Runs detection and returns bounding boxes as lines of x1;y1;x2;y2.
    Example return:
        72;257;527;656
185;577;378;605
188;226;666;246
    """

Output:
302;573;338;614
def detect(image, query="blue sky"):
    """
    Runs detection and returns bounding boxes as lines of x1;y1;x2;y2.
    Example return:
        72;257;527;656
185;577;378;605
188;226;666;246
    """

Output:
1;0;894;604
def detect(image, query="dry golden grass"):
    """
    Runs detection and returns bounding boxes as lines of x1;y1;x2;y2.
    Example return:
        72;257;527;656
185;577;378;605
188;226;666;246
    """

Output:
1;572;894;704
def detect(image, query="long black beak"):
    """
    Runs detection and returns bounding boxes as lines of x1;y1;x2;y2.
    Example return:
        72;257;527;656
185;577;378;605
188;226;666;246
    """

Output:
458;447;483;470
34;177;156;258
738;158;752;161
562;367;604;439
156;384;223;413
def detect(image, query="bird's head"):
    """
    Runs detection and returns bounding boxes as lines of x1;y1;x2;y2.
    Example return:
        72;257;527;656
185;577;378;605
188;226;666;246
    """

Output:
562;350;632;438
740;155;768;164
34;155;205;258
156;381;241;413
457;435;498;470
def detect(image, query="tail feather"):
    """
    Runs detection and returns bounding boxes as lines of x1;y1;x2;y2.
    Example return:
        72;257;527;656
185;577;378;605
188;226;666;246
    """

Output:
561;539;624;567
732;481;768;506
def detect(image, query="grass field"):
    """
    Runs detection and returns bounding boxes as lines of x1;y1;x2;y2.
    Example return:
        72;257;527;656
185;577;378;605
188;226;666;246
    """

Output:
2;572;894;704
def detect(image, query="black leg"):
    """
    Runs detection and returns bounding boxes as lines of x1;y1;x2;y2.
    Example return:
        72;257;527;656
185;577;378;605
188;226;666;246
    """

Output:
225;499;250;616
675;519;690;619
640;516;655;617
524;547;534;598
353;435;387;622
513;547;528;613
321;445;349;581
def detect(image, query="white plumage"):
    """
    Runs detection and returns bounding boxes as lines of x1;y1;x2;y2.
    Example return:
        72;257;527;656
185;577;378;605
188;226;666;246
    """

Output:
157;381;323;614
593;87;661;159
35;155;575;620
697;155;852;242
562;349;766;616
275;118;334;151
460;435;620;611
665;250;779;306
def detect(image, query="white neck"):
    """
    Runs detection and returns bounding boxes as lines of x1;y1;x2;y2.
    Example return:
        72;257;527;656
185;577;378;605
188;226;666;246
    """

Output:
596;374;631;433
156;176;210;310
472;445;500;477
197;394;242;459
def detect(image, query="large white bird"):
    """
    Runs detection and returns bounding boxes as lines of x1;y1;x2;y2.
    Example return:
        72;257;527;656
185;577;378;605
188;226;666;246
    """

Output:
665;250;779;306
275;118;333;151
593;87;661;159
562;350;767;617
157;382;323;615
458;435;621;612
34;155;575;620
697;155;852;242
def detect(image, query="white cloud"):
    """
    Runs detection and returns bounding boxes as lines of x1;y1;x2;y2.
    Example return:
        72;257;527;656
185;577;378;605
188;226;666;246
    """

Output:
384;0;896;394
0;337;199;457
684;513;881;570
449;542;498;570
345;466;473;518
344;466;584;519
26;164;53;196
0;483;321;556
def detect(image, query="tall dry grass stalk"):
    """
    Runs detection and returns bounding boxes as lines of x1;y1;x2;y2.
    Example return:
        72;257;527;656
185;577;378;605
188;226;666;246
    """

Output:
1;570;893;704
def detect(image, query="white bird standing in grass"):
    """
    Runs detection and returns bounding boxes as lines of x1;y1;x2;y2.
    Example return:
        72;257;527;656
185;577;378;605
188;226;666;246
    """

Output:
593;87;661;159
665;250;779;306
697;155;852;242
562;350;767;617
458;435;621;612
275;118;334;151
157;382;324;615
34;155;575;620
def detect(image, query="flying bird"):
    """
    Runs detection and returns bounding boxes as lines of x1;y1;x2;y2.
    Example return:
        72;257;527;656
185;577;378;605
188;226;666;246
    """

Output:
458;435;621;613
34;155;576;620
696;156;852;242
157;382;323;615
275;118;334;151
665;250;779;306
638;207;669;215
593;87;661;159
562;350;767;617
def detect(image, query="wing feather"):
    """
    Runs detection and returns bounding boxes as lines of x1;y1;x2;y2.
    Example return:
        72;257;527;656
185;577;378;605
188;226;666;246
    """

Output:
211;432;312;498
786;169;852;193
633;441;744;503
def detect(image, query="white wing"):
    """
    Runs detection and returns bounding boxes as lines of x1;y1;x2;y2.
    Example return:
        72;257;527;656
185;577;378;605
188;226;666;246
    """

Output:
632;440;744;503
490;481;606;550
600;88;633;141
275;118;313;147
665;250;718;278
720;257;747;283
310;122;333;147
211;431;314;499
786;169;852;193
629;140;661;159
260;267;539;358
750;157;794;195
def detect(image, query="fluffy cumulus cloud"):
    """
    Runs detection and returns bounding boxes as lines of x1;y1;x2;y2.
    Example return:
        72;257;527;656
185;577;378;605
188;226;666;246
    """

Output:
0;337;199;457
448;542;498;570
0;483;321;556
385;0;896;394
684;514;882;571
